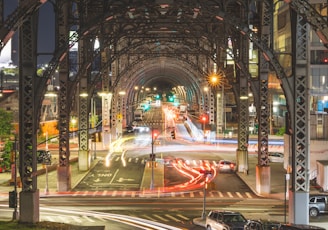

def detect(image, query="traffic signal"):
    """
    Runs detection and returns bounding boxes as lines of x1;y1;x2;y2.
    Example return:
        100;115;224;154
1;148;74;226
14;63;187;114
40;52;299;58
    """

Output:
149;153;156;161
171;130;176;139
152;130;159;139
201;115;207;122
9;191;17;208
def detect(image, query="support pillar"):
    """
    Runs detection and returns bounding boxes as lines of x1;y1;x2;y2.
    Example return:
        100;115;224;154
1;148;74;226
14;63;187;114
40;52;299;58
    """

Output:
56;0;72;192
57;166;71;192
256;165;271;195
237;150;248;174
19;190;39;223
78;150;90;171
289;191;309;224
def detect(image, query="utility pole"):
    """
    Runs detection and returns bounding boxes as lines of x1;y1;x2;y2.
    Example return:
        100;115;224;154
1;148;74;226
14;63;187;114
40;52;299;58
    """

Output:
150;127;158;190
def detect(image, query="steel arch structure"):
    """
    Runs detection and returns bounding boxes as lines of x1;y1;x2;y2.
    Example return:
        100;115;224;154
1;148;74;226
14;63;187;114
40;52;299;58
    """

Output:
0;0;326;224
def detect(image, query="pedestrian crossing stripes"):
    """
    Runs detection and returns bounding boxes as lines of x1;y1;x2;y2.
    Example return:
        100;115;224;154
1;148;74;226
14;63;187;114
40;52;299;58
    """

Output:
54;190;256;199
41;212;193;226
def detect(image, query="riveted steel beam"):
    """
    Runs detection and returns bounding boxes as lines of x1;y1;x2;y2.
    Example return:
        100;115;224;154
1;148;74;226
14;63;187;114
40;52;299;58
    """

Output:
257;0;273;167
287;8;310;225
18;9;41;223
286;0;328;49
56;0;72;192
0;0;45;52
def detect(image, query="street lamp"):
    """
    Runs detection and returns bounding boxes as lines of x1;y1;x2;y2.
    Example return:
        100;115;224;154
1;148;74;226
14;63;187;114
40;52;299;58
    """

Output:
71;117;77;139
201;115;207;143
44;131;49;195
201;170;212;219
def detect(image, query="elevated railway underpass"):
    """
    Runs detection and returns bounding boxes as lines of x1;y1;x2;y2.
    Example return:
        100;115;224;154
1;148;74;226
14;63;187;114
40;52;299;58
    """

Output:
0;0;327;225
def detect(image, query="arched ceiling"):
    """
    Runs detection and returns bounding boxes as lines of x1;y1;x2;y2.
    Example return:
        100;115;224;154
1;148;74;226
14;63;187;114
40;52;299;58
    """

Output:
122;56;202;104
87;0;235;106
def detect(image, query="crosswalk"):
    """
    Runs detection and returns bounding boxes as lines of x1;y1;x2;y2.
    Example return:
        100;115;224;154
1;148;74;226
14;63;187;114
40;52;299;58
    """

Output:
56;189;256;199
41;212;193;226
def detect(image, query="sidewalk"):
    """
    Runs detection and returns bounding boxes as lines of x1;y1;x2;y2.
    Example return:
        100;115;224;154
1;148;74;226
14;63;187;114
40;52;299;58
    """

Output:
0;156;95;196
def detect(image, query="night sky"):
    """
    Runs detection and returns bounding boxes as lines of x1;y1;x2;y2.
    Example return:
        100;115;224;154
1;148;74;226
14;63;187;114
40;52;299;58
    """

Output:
5;0;55;65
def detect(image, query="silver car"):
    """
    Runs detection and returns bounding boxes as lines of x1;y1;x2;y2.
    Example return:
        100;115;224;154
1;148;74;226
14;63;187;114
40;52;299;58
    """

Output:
205;210;247;230
268;152;284;163
309;194;328;217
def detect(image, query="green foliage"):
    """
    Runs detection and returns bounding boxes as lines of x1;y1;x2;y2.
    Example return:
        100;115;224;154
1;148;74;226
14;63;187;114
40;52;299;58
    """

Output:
2;67;18;75
0;142;13;170
276;126;286;136
0;108;13;136
89;114;98;128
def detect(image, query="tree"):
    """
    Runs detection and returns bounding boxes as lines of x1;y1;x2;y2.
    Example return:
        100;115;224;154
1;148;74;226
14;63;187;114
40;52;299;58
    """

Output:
0;108;14;136
0;108;14;172
0;142;13;171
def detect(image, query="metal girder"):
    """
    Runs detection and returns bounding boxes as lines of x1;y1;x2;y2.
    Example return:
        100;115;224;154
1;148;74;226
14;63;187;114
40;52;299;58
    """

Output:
286;0;328;49
0;1;3;26
237;57;249;150
19;12;40;193
290;10;310;193
56;0;71;187
286;6;310;225
18;7;41;223
110;53;208;90
257;0;273;166
0;0;45;52
238;77;249;151
78;57;90;153
216;11;288;81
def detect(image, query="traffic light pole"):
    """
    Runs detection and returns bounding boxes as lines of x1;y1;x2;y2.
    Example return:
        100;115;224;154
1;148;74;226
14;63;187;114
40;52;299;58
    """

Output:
150;128;155;190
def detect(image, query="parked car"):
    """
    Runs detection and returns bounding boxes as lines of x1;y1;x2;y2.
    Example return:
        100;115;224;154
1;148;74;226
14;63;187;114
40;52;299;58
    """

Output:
217;160;236;173
268;152;284;163
245;219;280;230
205;210;247;230
309;194;328;217
279;224;325;230
36;150;52;164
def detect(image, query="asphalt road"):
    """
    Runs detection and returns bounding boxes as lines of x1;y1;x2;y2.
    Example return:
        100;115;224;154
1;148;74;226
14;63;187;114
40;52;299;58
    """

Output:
34;196;286;229
74;155;146;191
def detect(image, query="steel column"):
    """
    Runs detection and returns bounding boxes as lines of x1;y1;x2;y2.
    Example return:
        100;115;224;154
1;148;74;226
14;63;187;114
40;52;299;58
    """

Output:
18;10;39;223
288;8;310;225
256;0;273;195
235;5;249;175
56;1;72;192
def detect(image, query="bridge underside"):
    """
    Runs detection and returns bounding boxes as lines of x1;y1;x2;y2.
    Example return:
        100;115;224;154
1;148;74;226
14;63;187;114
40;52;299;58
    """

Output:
0;0;327;225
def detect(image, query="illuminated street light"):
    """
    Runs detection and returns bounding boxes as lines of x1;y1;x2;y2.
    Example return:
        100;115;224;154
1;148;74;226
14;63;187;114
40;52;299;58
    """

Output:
207;70;231;137
79;92;88;97
71;117;77;139
201;115;207;143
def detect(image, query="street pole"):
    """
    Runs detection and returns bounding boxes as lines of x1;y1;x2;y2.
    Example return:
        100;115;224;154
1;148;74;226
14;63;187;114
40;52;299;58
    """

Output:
150;128;154;190
45;131;49;195
285;173;290;223
203;117;206;143
45;164;49;195
94;139;97;159
45;131;48;152
202;175;208;219
13;135;18;220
